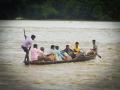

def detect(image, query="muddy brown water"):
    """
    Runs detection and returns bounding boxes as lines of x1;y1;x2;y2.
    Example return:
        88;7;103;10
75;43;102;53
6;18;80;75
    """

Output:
0;21;120;90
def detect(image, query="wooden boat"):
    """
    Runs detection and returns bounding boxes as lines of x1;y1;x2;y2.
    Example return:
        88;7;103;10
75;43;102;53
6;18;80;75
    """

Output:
24;40;100;65
28;54;96;65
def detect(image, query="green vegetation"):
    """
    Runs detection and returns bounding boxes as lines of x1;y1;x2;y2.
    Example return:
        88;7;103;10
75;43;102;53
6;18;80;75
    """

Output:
0;0;120;21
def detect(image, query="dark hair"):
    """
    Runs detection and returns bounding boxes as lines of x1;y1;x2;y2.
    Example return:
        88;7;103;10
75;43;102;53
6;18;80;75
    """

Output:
66;45;70;48
33;44;37;48
75;42;79;44
55;46;59;50
66;45;69;47
40;47;44;52
51;45;55;49
66;45;70;50
92;40;96;44
31;35;36;40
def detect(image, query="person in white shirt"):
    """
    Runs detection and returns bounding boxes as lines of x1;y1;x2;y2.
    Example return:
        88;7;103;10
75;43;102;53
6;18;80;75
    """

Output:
46;45;56;62
47;45;55;55
21;35;36;63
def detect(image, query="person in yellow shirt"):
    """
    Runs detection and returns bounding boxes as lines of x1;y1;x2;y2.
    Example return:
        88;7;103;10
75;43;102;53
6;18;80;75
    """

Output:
73;42;80;56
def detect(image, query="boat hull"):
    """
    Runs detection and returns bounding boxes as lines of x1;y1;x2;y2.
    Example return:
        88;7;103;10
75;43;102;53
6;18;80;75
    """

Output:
28;55;96;65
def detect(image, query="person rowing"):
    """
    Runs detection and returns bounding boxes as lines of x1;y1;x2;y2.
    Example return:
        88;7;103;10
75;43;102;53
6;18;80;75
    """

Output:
21;29;36;64
87;40;101;58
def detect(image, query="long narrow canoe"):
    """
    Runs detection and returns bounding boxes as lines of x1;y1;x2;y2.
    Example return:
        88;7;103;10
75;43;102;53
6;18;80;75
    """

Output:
28;54;96;65
24;40;98;65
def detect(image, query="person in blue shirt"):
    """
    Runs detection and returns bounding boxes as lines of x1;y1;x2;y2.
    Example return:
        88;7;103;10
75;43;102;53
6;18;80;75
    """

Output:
55;46;64;61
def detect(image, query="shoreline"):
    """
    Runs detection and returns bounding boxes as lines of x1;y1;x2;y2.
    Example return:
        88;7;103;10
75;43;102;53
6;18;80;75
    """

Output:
0;20;120;29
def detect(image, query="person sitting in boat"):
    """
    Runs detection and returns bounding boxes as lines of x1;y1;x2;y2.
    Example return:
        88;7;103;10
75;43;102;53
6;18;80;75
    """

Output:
31;44;40;61
87;40;97;56
54;46;64;61
63;45;75;58
40;47;44;52
46;45;56;62
38;47;46;61
61;51;72;61
73;42;81;57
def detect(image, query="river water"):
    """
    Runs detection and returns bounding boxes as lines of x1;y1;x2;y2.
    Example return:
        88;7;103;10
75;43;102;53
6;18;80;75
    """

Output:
0;20;120;90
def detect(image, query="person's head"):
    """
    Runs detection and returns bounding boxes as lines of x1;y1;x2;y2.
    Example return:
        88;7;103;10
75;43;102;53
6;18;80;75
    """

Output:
55;46;59;50
33;44;37;49
51;45;55;50
66;45;70;49
75;42;79;45
40;47;44;52
31;35;36;40
92;40;96;45
75;42;79;47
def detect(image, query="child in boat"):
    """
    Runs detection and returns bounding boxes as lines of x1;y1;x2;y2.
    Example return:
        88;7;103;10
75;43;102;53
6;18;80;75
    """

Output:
31;44;40;61
46;45;56;62
73;42;81;57
63;45;75;58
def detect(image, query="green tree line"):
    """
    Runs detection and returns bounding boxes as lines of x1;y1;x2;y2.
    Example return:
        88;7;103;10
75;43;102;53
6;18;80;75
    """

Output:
0;0;120;21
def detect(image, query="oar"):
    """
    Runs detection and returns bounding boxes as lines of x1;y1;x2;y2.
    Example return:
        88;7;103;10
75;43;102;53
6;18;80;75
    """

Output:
23;29;27;39
96;53;102;58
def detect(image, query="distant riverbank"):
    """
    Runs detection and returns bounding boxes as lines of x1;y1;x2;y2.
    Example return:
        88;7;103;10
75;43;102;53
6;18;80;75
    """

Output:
0;20;120;29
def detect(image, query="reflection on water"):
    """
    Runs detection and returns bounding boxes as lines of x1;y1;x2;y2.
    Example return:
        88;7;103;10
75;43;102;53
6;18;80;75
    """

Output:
0;21;120;90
